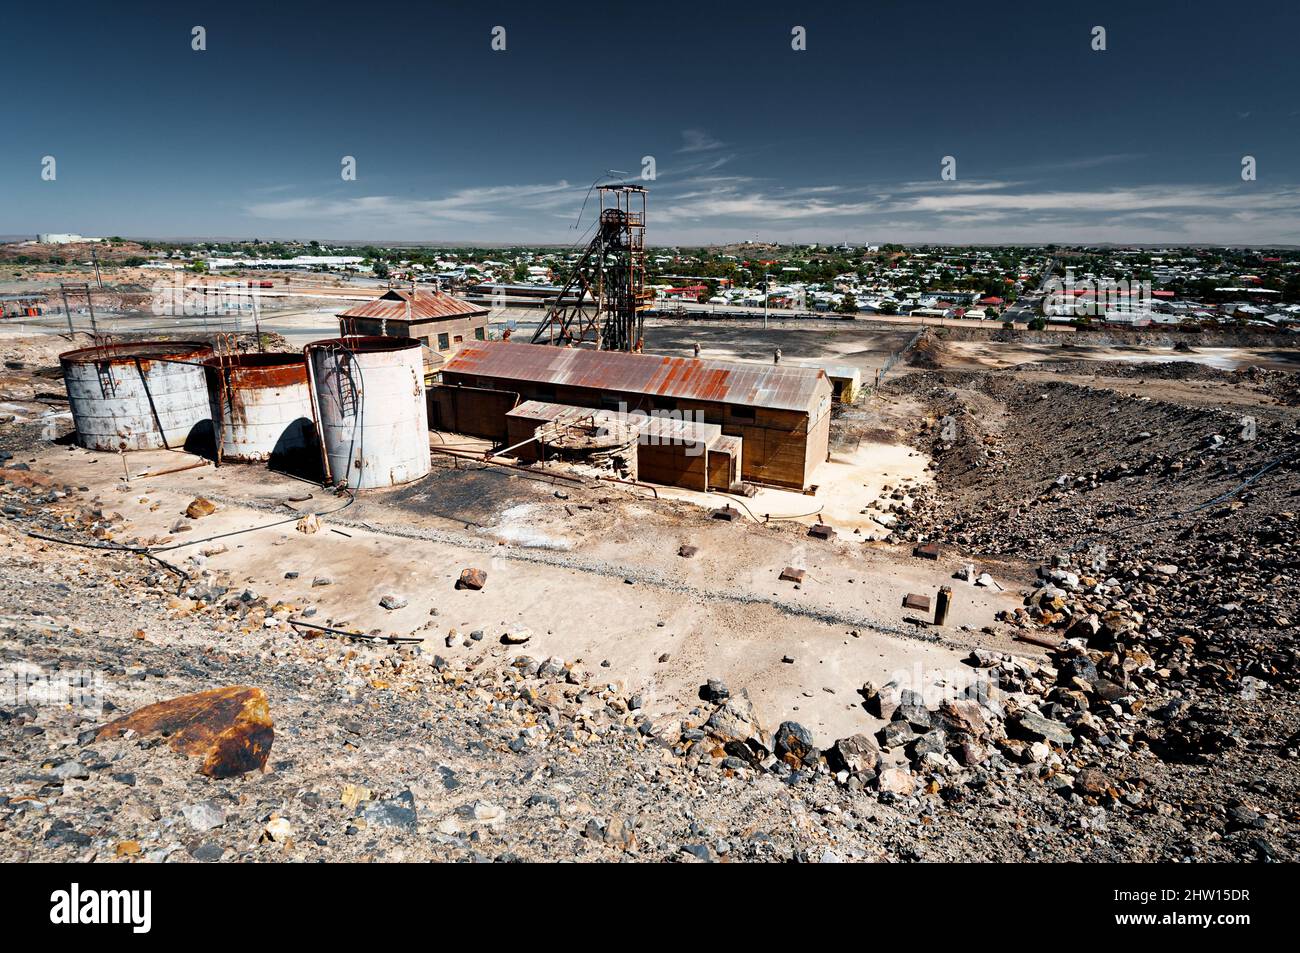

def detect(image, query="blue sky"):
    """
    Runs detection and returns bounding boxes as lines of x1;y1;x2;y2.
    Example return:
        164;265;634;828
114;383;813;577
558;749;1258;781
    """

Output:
2;0;1297;244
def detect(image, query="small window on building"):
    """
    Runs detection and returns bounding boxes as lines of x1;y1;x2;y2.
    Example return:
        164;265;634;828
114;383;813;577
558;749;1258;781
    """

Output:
474;326;486;341
437;332;450;350
453;334;463;344
729;405;756;424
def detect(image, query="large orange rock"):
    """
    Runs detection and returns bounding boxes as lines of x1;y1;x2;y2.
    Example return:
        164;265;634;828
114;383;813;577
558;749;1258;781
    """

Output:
96;686;273;779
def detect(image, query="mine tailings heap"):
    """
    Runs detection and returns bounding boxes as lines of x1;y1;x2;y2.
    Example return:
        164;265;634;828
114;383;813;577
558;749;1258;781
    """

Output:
304;335;430;489
60;341;214;452
203;352;317;465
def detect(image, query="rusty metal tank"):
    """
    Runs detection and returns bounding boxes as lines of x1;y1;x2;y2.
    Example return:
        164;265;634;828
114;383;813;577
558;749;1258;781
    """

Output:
203;353;316;465
60;341;214;451
304;336;429;489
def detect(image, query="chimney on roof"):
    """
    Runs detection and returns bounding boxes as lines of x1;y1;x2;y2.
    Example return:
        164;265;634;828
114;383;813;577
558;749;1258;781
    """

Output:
693;342;700;359
773;348;782;365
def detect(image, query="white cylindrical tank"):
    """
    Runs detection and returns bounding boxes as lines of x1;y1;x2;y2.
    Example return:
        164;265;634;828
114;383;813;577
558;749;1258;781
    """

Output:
305;336;429;489
60;341;214;451
204;353;316;465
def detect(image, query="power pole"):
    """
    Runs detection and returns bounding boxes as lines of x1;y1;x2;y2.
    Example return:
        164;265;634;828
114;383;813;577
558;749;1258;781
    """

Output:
59;284;74;334
252;287;264;351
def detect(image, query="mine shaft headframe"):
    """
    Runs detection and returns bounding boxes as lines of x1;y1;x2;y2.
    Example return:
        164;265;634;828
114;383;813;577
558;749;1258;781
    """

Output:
531;183;650;352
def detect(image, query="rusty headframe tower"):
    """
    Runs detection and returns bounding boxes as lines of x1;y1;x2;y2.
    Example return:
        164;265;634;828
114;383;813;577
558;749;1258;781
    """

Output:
532;184;649;352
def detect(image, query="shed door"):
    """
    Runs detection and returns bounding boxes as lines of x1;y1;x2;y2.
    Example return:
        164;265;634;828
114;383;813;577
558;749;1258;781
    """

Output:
708;449;735;491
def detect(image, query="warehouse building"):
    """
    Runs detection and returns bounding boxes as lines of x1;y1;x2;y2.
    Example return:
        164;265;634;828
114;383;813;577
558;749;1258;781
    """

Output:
337;289;488;359
438;341;832;490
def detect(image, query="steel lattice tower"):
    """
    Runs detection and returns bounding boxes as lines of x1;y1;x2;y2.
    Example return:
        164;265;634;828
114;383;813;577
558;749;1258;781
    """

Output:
531;185;649;352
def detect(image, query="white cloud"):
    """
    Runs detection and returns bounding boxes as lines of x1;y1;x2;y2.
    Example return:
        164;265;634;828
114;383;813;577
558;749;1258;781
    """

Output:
244;181;579;228
892;180;1025;193
239;174;1300;244
678;129;725;153
652;178;1300;244
898;185;1300;214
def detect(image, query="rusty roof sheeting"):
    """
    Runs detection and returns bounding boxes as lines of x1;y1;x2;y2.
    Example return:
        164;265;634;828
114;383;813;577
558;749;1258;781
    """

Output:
337;289;488;322
444;342;830;414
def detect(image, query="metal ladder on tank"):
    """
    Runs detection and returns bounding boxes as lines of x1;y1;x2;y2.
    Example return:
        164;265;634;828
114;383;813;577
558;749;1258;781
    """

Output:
93;334;118;398
334;350;361;419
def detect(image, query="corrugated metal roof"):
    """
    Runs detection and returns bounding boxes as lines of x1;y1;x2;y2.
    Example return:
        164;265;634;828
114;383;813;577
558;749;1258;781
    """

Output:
444;341;830;414
793;361;862;382
506;400;724;444
337;289;488;322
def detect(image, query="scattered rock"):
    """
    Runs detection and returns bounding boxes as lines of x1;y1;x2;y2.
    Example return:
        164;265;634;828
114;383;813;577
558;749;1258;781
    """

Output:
828;734;881;778
1012;710;1074;747
261;817;293;843
95;685;274;779
877;767;916;796
501;626;532;645
457;568;487;590
773;721;816;767
185;497;217;520
182;800;227;832
703;678;730;704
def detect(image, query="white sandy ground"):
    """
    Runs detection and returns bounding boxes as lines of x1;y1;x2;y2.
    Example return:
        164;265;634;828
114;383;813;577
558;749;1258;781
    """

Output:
24;443;1037;747
642;440;930;542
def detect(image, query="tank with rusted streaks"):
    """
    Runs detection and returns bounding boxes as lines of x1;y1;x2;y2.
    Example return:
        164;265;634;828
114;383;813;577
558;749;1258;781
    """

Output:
203;353;316;465
60;341;214;451
305;336;430;489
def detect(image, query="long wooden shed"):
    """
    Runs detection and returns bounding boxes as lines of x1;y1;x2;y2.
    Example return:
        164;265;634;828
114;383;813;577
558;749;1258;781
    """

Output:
439;341;832;489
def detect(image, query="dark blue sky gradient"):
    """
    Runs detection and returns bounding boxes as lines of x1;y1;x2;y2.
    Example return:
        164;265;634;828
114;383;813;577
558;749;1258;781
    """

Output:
2;1;1297;243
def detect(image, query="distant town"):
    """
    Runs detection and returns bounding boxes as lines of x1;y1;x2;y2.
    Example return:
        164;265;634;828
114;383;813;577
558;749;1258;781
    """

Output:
3;235;1298;331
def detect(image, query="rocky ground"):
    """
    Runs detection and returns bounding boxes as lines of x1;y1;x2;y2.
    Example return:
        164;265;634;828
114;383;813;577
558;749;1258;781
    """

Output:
1;332;1297;862
882;358;1300;860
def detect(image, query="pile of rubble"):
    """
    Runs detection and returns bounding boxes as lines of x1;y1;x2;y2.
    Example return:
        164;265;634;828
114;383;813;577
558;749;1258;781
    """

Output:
859;475;924;537
867;365;1300;857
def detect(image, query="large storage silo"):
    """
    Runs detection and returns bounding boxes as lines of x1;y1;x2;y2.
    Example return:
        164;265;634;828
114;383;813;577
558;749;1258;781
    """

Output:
60;341;214;451
204;353;316;466
304;336;429;489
